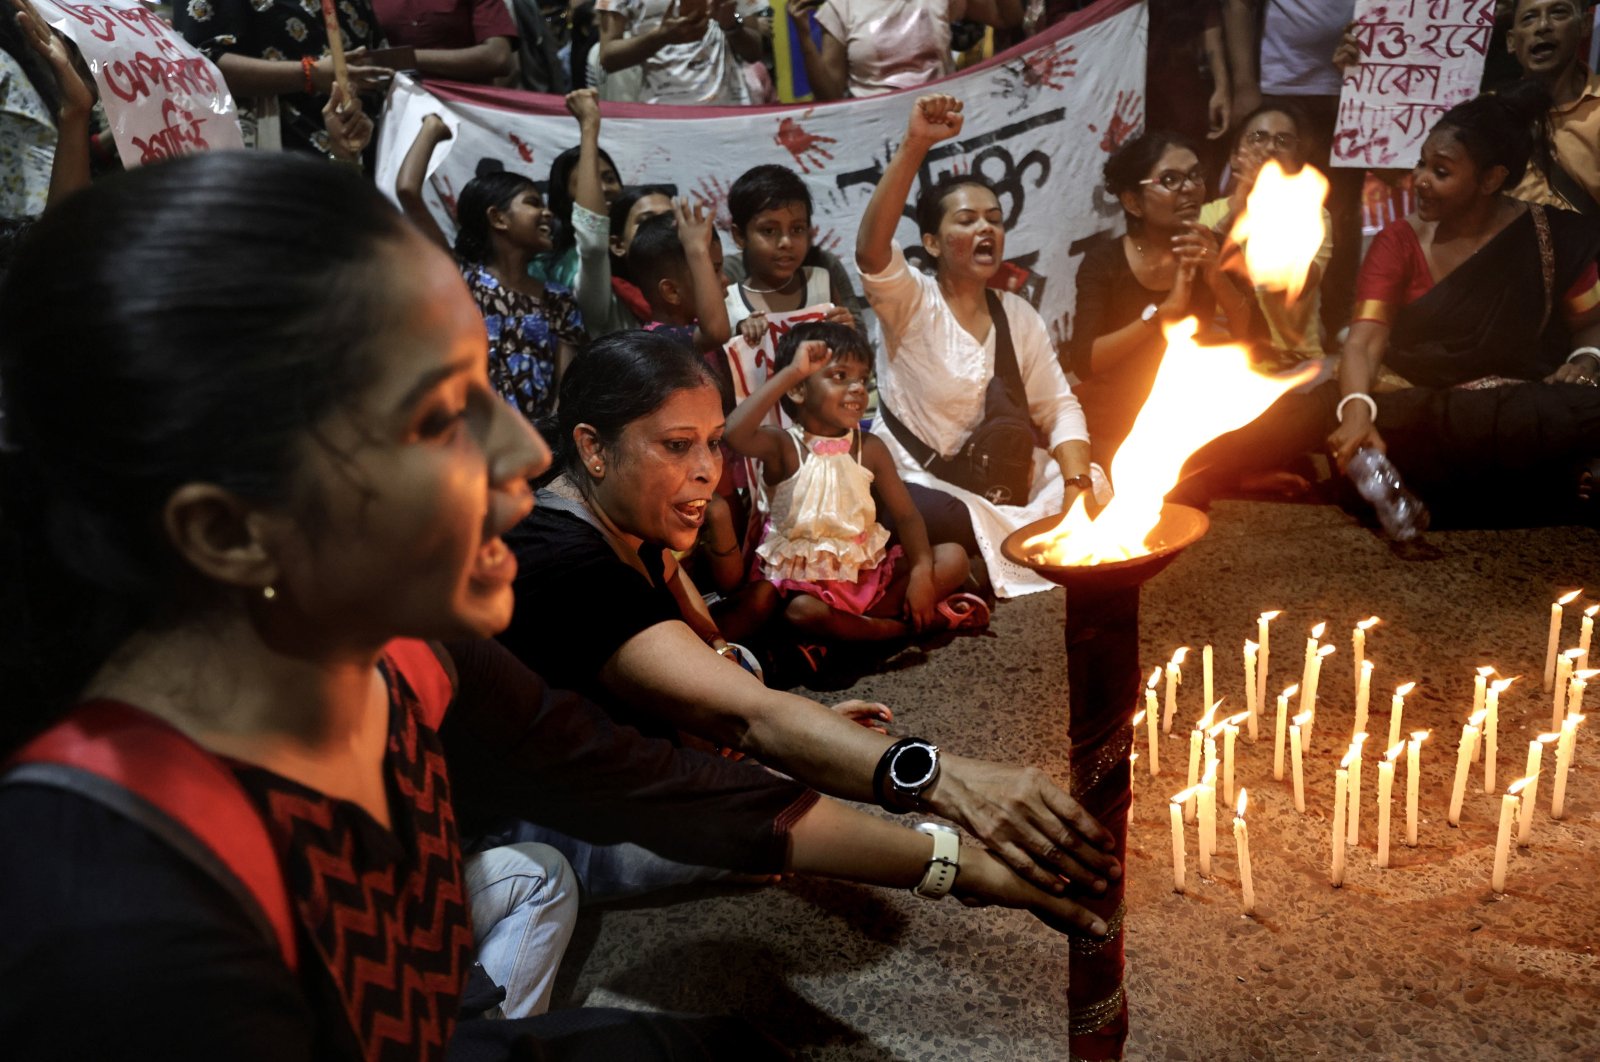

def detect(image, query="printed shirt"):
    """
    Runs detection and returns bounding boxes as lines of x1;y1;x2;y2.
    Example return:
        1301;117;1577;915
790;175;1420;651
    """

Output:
0;50;55;219
175;0;382;156
460;263;585;421
1510;68;1600;213
594;0;748;105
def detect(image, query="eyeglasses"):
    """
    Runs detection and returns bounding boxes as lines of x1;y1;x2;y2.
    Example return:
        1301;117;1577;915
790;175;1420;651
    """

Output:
1244;130;1301;150
1139;168;1206;193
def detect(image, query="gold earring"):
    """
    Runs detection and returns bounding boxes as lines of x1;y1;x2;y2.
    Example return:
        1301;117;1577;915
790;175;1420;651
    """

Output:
592;463;602;473
262;585;277;601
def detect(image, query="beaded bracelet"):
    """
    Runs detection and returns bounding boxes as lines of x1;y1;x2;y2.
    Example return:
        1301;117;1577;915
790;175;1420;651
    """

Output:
301;55;316;95
1335;392;1378;424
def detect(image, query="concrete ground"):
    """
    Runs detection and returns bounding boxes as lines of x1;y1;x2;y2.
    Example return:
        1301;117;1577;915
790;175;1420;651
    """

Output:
550;499;1600;1060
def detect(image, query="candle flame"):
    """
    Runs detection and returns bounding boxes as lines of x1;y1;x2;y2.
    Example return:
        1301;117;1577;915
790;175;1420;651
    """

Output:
1171;786;1201;804
1225;711;1250;727
1586;605;1598;618
1311;621;1326;639
1292;711;1312;726
1476;665;1496;677
1236;788;1248;817
1396;681;1416;696
1171;646;1190;665
1558;590;1583;605
1021;318;1316;565
1202;763;1217;784
1147;667;1161;688
1468;709;1487;727
1569;714;1586;726
1358;616;1380;630
1132;709;1146;727
1207;719;1228;738
1245;639;1258;653
1410;729;1430;743
1317;644;1337;658
1575;669;1600;680
1282;683;1301;698
1508;776;1532;795
1200;699;1223;730
1361;658;1374;674
1231;160;1331;302
1538;732;1559;744
1352;732;1369;747
1385;742;1405;761
1491;677;1516;693
1340;750;1356;769
1259;610;1281;622
1564;647;1584;660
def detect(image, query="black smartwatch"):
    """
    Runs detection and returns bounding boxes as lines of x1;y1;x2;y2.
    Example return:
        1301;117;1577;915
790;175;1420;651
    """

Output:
875;738;942;810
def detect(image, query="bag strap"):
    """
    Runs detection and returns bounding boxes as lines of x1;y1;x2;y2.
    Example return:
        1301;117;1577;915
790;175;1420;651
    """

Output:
1532;203;1555;337
3;701;300;974
1548;157;1600;219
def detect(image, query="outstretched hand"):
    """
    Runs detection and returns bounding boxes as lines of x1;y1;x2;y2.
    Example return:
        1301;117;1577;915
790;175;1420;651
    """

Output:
323;82;373;160
673;196;716;255
908;94;963;144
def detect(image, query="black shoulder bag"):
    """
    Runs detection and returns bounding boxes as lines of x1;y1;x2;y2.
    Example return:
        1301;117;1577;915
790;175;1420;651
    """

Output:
881;290;1037;506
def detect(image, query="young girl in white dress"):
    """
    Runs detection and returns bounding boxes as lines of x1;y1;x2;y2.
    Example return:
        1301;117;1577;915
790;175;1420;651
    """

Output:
723;322;982;641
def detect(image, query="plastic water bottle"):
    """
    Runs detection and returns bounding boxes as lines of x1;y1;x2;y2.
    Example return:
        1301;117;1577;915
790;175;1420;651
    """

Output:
1346;448;1429;541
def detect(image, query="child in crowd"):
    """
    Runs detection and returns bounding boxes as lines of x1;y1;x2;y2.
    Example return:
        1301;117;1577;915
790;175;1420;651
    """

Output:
397;114;585;421
724;322;984;641
725;163;858;345
626;204;734;352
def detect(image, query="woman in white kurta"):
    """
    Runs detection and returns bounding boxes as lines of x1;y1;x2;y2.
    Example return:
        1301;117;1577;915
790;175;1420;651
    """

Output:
856;94;1094;599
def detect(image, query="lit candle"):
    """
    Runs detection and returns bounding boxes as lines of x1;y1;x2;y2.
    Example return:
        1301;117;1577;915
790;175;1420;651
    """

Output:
1185;725;1202;823
1346;733;1368;846
1546;590;1581;691
1448;710;1487;826
1471;666;1494;762
1244;640;1259;741
1203;644;1214;715
1406;730;1428;846
1331;750;1352;887
1290;711;1310;813
1303;643;1335;750
1274;683;1299;781
1300;622;1325;710
1580;605;1597;671
1387;681;1416;753
1222;712;1246;804
1203;705;1223;785
1169;788;1195;893
1483;677;1513;794
1198;766;1217;877
1518;734;1558;846
1257;611;1280;727
1492;778;1532;894
1353;659;1374;744
1165;647;1188;734
1569;667;1596;723
1234;789;1255;915
1552;714;1584;819
1353;616;1378;698
1128;752;1138;827
1377;742;1402;867
1143;668;1162;776
1554;650;1579;732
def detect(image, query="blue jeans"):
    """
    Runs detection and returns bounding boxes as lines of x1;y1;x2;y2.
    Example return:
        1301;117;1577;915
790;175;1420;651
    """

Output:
462;842;579;1018
472;820;738;905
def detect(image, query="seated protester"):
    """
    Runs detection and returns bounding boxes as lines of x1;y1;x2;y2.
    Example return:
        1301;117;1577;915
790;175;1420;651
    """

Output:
174;0;394;158
597;0;763;105
626;206;734;352
723;163;857;345
856;95;1094;601
1202;101;1333;370
530;90;626;288
397;114;584;422
499;329;1122;901
369;0;516;82
1503;0;1599;216
1066;130;1254;471
1328;81;1600;521
787;0;1020;100
0;153;1119;1056
724;323;978;641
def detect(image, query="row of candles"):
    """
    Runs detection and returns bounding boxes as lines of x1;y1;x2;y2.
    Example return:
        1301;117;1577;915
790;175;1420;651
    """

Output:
1141;595;1593;910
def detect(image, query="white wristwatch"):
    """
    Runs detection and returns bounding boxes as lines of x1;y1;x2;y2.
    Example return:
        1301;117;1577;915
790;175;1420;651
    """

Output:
912;822;961;899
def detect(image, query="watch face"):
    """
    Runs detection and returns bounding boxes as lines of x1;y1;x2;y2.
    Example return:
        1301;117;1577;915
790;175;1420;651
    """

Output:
891;742;938;790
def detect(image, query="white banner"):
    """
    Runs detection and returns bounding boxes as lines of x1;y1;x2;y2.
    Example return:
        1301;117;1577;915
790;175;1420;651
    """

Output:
375;0;1147;351
1333;0;1494;169
35;0;242;168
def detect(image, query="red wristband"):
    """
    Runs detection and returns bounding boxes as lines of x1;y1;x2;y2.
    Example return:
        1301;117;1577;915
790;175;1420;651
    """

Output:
301;54;316;94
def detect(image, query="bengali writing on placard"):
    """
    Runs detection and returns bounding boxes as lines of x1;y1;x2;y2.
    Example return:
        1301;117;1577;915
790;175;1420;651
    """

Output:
1332;0;1495;169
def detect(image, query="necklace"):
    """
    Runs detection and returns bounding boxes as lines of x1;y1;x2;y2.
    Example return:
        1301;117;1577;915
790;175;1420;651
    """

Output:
741;272;803;295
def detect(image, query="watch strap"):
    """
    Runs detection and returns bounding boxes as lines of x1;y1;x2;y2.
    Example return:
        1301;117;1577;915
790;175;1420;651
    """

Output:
913;826;961;899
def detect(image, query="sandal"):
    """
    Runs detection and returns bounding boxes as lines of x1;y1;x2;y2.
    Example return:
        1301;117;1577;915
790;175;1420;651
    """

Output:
937;592;991;631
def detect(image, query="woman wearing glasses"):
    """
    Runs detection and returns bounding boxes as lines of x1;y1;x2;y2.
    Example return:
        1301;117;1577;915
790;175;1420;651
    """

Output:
1066;131;1254;469
1199;103;1332;372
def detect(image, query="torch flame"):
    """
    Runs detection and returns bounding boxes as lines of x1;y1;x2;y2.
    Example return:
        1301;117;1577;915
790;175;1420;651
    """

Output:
1559;589;1583;605
1021;317;1317;565
1230;160;1330;304
1396;681;1416;696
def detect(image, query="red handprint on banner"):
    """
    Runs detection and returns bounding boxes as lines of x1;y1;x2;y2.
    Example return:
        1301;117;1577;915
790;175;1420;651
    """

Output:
436;174;459;222
509;133;534;164
813;227;841;256
1024;42;1077;90
1089;91;1143;153
775;116;837;174
691;175;733;233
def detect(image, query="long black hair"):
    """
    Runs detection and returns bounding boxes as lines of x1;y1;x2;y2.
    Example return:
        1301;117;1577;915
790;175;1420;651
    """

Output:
544;142;618;259
0;151;409;746
453;162;539;263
